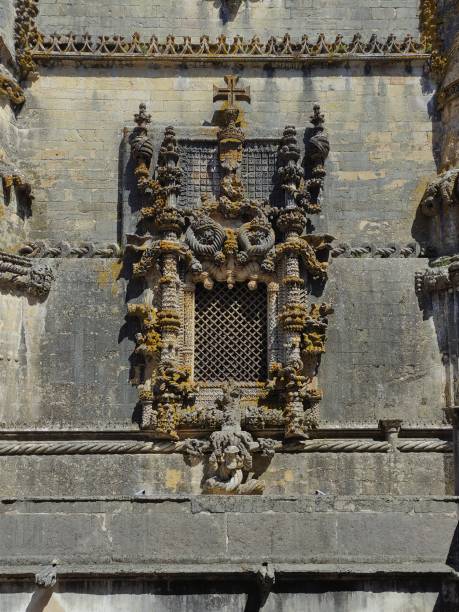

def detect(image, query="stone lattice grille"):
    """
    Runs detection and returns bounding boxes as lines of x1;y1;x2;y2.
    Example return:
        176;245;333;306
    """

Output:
240;141;278;201
179;141;220;209
179;140;278;209
194;282;268;382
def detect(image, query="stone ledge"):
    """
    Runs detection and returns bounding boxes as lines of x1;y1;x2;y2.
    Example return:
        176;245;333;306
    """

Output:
0;496;457;573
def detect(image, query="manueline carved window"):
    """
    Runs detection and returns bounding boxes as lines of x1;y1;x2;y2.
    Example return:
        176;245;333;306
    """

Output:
194;282;268;382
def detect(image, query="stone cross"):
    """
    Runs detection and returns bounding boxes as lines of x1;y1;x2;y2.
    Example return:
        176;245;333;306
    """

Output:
213;75;251;109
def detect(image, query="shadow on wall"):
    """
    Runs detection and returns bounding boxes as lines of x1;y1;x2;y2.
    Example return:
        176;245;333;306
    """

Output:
206;0;261;24
433;522;459;610
25;588;53;612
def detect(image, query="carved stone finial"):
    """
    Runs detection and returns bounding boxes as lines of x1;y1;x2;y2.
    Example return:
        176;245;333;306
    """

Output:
134;102;151;128
310;103;325;127
130;103;154;183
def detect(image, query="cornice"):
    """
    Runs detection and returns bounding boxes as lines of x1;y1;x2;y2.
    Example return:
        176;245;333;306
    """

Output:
28;32;429;69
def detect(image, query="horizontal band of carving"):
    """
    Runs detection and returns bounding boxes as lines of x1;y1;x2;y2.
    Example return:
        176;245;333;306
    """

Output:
0;250;54;297
292;440;391;452
396;440;452;452
0;438;450;455
331;243;421;258
0;441;178;455
18;241;122;258
30;32;429;64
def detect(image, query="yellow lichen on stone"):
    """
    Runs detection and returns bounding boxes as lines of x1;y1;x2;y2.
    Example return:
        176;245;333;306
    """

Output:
165;469;183;492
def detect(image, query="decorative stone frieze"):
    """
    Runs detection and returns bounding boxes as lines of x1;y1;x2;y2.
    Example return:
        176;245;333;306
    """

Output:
331;242;421;258
126;76;334;492
18;241;122;258
29;32;429;66
0;437;450;456
0;250;54;297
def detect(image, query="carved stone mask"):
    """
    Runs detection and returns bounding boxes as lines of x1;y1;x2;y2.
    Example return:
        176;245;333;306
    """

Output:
197;227;218;245
249;229;268;245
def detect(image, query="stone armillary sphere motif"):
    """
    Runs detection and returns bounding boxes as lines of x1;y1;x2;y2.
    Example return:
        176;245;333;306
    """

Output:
126;74;333;494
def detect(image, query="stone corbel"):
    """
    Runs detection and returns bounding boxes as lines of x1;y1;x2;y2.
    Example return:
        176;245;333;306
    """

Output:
0;159;32;207
0;250;54;297
35;560;58;589
256;562;275;609
0;74;25;107
379;419;403;451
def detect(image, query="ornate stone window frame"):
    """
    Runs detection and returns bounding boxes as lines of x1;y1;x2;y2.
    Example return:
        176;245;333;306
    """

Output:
126;78;333;494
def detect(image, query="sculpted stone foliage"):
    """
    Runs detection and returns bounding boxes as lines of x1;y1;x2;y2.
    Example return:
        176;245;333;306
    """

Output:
419;0;447;77
126;76;334;492
14;0;40;78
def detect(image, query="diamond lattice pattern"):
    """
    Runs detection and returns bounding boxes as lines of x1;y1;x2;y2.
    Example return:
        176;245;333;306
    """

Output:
194;282;267;382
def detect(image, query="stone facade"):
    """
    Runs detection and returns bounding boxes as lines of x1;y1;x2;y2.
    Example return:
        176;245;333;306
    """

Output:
0;0;459;610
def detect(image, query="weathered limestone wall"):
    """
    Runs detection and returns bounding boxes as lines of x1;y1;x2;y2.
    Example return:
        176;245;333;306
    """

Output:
0;579;446;612
36;0;423;40
0;258;445;429
0;496;456;603
0;104;28;250
0;452;452;496
19;64;437;245
0;0;15;59
1;0;457;605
